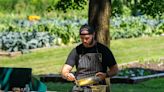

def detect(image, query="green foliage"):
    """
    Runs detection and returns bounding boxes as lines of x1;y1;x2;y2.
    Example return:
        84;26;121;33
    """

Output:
0;0;163;18
0;0;57;14
0;31;54;53
111;0;124;16
110;16;164;39
50;25;79;45
137;0;164;17
0;16;85;45
54;0;87;13
118;68;152;77
0;0;18;12
111;0;164;17
0;15;163;44
53;0;164;17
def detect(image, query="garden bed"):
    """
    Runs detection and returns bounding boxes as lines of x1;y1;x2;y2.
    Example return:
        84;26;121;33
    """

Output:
111;59;164;83
111;68;164;84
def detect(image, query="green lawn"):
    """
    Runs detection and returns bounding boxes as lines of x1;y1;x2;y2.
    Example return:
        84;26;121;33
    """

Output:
110;36;164;64
0;36;164;75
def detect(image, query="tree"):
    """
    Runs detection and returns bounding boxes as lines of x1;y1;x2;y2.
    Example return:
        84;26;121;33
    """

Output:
54;0;111;46
88;0;111;46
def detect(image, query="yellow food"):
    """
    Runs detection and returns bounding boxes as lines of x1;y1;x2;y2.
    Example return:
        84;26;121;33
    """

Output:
77;77;97;86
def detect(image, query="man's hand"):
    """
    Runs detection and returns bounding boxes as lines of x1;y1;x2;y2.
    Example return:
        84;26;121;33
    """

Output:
61;64;75;81
96;72;107;80
65;73;76;81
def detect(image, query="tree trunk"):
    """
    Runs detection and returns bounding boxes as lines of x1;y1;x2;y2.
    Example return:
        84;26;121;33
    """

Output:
88;0;111;46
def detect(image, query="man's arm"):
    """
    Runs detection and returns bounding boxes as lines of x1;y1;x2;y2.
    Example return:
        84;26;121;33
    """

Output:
106;64;118;77
96;64;118;80
61;48;78;81
61;64;75;81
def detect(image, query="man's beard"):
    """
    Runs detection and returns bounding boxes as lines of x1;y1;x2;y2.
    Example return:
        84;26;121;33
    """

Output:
89;37;94;45
83;37;95;47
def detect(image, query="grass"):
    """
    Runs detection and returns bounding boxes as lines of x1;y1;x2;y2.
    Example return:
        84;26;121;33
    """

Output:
111;77;164;92
0;36;164;75
0;46;73;74
46;82;74;92
45;77;164;92
110;36;164;64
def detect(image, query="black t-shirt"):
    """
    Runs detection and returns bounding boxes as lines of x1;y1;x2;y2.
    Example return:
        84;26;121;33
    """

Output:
65;42;117;72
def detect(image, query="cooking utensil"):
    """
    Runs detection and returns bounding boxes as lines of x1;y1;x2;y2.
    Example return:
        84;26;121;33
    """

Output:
75;76;101;86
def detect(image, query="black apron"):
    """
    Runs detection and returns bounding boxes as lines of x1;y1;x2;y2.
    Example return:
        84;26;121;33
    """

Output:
76;53;103;80
72;48;104;92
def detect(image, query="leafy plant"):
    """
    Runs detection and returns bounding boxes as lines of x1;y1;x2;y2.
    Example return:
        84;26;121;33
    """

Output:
0;31;54;53
118;68;153;77
110;16;164;39
0;15;163;43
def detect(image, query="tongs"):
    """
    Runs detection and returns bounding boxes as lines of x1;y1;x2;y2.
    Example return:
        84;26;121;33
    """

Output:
75;78;80;86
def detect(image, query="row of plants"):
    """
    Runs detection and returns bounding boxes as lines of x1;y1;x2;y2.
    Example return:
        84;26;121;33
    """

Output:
0;31;54;53
0;15;163;52
1;15;163;38
0;17;84;46
110;15;164;39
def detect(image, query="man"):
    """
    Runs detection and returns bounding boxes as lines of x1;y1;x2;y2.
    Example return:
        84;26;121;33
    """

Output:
61;24;118;92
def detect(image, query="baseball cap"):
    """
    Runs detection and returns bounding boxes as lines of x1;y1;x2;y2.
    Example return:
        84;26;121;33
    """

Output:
79;24;94;35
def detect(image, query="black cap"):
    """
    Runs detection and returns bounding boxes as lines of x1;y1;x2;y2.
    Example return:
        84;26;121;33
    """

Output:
79;24;94;35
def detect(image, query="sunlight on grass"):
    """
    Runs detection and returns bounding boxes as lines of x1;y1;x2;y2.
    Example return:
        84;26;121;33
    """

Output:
111;37;164;64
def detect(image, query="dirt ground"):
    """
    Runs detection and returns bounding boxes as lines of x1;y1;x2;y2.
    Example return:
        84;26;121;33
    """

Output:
119;58;164;71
